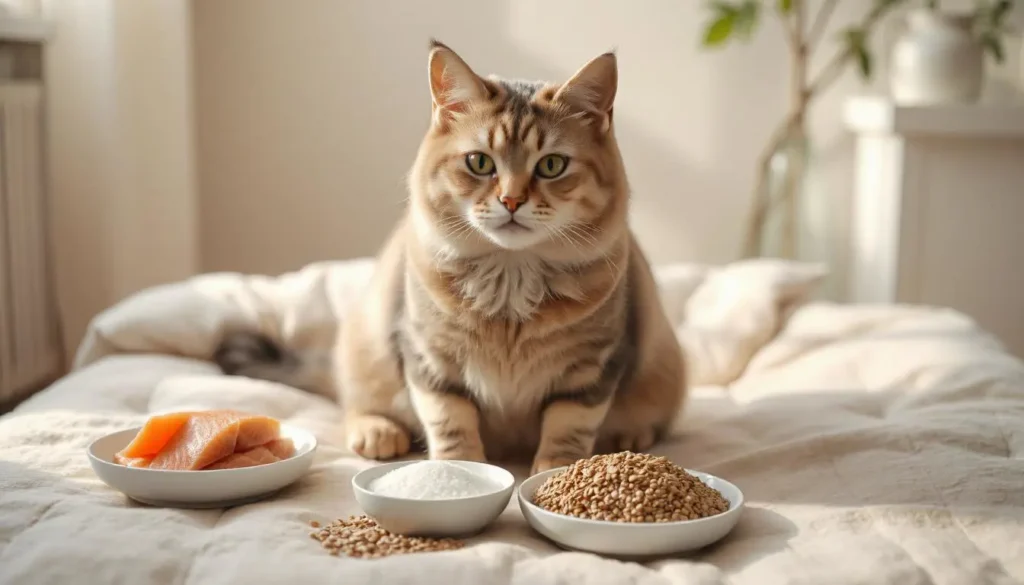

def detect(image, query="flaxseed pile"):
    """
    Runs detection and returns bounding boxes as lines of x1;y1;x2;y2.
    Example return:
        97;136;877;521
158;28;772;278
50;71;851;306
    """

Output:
309;516;464;558
532;452;730;523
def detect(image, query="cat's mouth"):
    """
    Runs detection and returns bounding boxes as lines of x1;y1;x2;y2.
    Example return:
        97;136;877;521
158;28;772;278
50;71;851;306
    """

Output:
495;219;531;233
481;217;543;250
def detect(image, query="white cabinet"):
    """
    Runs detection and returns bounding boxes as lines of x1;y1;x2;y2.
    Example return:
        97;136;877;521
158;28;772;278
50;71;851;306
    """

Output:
844;95;1024;357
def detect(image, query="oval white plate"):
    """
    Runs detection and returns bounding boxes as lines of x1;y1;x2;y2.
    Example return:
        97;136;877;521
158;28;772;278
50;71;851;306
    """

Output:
88;423;317;508
518;466;744;559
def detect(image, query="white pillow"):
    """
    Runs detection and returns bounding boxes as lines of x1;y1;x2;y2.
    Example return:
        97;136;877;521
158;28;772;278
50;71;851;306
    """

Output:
677;259;827;387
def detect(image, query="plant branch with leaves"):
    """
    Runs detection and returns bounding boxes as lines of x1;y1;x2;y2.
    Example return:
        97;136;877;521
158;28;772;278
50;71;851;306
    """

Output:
702;0;910;257
700;0;1016;258
968;0;1017;62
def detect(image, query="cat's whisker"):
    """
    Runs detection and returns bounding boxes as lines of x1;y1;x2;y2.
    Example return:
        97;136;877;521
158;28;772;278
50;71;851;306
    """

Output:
545;225;575;252
432;217;476;269
562;224;596;252
439;216;475;242
565;223;600;247
561;224;619;275
450;218;476;237
553;225;588;259
438;216;466;229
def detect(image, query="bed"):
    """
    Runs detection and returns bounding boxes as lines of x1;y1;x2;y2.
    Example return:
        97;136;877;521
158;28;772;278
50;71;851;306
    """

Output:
2;258;1023;585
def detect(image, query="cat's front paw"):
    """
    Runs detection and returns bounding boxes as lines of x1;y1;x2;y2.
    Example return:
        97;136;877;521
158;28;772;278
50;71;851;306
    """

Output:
531;455;579;475
612;427;657;453
346;414;411;460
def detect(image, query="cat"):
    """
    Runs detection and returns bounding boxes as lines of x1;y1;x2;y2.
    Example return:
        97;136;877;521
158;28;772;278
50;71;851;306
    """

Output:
215;40;687;474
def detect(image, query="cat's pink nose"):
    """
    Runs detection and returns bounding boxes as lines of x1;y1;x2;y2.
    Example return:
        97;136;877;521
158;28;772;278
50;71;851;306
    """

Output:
499;194;525;213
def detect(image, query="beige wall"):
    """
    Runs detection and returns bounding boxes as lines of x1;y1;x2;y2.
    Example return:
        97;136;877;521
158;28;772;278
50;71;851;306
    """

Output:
45;0;198;357
192;0;903;299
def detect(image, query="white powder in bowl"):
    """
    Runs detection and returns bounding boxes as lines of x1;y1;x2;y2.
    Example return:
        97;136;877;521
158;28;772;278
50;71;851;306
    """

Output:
369;461;500;500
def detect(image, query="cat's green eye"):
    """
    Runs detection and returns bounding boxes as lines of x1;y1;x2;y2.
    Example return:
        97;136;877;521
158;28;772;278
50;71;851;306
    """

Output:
535;154;569;179
465;152;496;176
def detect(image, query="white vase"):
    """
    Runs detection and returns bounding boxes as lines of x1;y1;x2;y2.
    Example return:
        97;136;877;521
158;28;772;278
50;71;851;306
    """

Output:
889;9;984;105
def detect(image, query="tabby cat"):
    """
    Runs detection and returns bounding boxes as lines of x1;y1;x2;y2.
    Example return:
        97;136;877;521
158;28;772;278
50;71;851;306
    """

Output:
215;41;686;474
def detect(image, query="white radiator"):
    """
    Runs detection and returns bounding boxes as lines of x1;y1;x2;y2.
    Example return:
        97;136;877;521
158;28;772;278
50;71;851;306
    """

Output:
0;82;62;404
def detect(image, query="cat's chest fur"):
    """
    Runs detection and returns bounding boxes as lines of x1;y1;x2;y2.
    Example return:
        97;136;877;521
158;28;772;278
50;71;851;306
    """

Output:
448;252;571;320
425;253;585;407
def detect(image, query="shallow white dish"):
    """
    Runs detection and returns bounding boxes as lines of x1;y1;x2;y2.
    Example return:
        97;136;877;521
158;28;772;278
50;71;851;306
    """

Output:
87;424;317;509
352;460;515;537
518;466;744;559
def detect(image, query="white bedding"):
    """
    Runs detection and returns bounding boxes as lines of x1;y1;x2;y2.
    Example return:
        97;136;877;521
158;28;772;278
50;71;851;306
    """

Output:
2;259;1024;585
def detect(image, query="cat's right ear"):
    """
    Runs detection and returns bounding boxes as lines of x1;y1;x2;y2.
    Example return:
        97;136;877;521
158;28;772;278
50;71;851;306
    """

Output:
428;40;488;126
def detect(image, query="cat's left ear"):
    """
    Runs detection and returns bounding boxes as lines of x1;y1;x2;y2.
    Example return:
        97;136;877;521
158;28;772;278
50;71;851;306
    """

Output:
554;51;617;132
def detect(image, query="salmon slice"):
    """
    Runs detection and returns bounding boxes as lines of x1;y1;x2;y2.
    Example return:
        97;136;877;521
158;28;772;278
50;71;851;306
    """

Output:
114;454;153;467
140;410;281;471
235;415;282;451
263;437;295;459
201;438;296;471
115;412;193;460
204;446;280;470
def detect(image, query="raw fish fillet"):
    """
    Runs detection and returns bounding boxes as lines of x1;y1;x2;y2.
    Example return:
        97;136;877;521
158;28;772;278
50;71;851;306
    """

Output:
203;439;296;470
117;455;153;468
115;412;193;460
234;416;284;451
204;446;279;470
262;437;295;459
114;410;282;471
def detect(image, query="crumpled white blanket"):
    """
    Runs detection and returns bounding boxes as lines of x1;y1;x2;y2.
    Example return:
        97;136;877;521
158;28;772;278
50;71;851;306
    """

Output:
2;258;1024;585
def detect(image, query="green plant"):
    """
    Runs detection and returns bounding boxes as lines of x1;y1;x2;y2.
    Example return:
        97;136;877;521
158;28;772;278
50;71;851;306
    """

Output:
970;0;1017;62
699;0;1018;258
702;1;906;86
701;0;910;258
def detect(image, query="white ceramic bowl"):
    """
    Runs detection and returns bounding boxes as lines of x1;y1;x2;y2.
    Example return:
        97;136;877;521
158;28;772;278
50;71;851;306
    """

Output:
518;466;744;559
352;460;515;537
88;424;317;508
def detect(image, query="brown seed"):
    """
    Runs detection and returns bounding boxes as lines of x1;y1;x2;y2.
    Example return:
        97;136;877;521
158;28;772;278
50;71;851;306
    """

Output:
306;515;464;558
532;452;730;524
